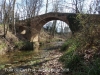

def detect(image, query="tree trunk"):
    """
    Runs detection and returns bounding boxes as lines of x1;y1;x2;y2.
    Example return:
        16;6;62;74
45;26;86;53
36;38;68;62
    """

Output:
45;0;48;13
51;20;57;37
3;0;6;38
12;0;16;35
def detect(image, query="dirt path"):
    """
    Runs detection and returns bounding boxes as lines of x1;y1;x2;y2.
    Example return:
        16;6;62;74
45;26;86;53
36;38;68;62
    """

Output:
34;49;64;75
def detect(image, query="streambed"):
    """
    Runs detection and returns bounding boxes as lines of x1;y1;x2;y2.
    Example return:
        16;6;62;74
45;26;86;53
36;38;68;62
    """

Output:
0;42;66;75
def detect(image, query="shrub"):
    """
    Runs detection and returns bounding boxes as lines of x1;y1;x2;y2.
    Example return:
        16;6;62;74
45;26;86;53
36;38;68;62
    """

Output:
60;38;80;51
60;43;85;75
59;14;100;75
15;41;33;50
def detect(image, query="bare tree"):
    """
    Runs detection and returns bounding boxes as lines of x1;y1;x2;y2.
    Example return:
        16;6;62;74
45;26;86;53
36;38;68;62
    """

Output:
0;6;2;23
91;0;100;14
51;0;65;37
45;0;48;13
71;0;85;13
24;0;43;18
0;0;17;37
12;0;16;34
2;0;7;37
50;0;59;37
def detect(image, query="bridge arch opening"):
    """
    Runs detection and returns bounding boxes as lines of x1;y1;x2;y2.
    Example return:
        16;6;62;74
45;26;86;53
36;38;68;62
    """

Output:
39;20;72;42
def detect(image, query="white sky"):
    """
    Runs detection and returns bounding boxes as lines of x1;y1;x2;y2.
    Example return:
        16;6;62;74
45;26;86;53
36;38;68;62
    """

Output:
15;0;93;14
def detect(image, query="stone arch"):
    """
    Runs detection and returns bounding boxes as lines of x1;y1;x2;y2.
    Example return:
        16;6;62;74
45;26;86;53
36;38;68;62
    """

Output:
35;16;69;31
16;12;100;43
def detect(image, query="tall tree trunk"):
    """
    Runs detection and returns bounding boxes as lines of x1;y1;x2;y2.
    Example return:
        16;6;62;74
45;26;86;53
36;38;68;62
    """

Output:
3;0;6;38
45;0;48;13
51;20;57;37
75;0;78;13
51;0;58;37
12;0;16;35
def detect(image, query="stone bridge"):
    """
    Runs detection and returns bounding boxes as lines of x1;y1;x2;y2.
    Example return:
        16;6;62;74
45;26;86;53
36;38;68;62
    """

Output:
16;12;100;43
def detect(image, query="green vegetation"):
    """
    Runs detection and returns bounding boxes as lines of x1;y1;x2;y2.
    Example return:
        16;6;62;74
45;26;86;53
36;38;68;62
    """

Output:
59;14;100;75
60;37;100;75
14;41;33;50
60;38;80;51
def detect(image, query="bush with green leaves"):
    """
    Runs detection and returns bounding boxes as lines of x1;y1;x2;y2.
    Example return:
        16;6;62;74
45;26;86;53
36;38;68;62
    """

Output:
60;38;80;51
59;38;83;73
60;38;100;75
15;41;33;50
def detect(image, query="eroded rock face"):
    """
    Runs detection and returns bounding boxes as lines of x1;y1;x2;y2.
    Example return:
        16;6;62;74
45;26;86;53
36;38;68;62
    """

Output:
0;46;7;55
32;34;39;42
21;30;26;34
0;40;8;55
0;40;14;55
0;29;19;55
33;41;39;49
